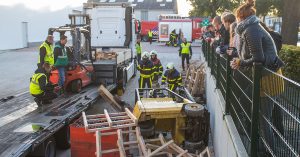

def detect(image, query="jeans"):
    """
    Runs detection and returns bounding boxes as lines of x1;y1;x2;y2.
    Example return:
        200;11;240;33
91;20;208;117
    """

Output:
57;67;66;87
181;54;190;69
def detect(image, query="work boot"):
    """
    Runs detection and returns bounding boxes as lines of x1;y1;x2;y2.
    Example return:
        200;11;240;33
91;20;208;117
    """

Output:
34;98;43;113
42;100;52;104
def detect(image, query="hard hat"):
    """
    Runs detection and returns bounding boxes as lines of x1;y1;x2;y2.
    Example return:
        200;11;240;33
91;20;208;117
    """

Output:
142;51;150;59
150;50;157;56
166;62;174;70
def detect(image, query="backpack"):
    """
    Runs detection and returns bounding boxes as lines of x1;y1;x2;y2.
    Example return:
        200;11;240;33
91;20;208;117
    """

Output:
268;31;282;53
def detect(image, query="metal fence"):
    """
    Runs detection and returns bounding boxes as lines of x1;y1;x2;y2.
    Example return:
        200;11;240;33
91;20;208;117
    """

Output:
202;40;300;157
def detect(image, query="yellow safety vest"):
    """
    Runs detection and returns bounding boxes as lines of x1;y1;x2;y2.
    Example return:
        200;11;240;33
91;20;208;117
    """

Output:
148;31;153;37
39;42;54;65
136;43;142;54
29;73;47;95
181;43;191;54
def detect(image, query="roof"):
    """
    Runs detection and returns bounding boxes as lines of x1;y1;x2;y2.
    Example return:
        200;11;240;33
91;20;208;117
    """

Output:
87;0;177;12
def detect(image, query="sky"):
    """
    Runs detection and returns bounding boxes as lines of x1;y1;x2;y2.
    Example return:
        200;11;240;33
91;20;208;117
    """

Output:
0;0;192;16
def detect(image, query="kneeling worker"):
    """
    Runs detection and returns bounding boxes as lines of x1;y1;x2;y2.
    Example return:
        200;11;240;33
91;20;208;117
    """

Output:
161;63;182;91
30;62;57;108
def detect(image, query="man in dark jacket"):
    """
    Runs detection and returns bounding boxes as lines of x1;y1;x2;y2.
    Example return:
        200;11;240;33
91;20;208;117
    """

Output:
212;16;230;54
30;62;57;109
54;35;68;94
38;35;54;68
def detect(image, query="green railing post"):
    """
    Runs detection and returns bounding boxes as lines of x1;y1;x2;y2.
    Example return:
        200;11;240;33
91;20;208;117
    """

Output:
211;47;215;74
207;43;210;67
225;55;232;114
216;54;221;88
250;63;263;157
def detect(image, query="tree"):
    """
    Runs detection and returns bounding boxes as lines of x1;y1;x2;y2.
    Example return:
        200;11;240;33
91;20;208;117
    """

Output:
188;0;243;17
281;0;300;45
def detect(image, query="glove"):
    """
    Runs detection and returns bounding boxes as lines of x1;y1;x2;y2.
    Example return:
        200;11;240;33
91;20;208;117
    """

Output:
179;53;181;57
189;55;192;59
161;82;166;85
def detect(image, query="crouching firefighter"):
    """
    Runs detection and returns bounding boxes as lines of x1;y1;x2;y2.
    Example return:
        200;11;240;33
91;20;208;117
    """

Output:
137;51;155;88
150;50;163;87
29;62;57;110
161;62;183;91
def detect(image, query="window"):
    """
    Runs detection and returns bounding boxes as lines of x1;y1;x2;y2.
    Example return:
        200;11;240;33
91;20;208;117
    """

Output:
141;10;148;21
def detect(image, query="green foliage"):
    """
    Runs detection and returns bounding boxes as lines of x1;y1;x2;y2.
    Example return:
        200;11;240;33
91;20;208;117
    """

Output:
188;0;283;17
278;45;300;83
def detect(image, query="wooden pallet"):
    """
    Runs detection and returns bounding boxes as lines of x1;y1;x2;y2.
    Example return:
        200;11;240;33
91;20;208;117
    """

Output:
184;64;205;96
82;108;138;157
96;51;117;60
82;108;137;133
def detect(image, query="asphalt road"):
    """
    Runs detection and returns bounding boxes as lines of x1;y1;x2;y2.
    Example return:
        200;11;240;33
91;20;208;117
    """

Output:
0;41;202;156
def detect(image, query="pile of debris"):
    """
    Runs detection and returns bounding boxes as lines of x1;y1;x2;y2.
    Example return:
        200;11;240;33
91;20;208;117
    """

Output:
184;63;206;104
81;108;212;157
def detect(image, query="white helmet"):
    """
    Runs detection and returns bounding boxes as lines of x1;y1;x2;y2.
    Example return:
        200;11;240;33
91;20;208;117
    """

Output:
142;51;150;59
166;62;174;70
150;50;158;56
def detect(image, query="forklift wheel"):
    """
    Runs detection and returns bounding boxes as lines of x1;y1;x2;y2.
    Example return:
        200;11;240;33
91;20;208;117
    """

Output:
71;80;82;93
184;103;204;117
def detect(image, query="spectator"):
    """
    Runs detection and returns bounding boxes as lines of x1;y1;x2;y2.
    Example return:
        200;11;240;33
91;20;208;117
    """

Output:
231;0;284;154
212;15;230;54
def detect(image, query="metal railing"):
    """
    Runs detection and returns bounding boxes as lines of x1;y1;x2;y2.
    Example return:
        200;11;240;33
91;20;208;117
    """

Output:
202;40;300;157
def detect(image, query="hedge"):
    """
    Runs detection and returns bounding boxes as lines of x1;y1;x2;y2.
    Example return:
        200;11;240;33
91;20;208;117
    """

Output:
278;45;300;83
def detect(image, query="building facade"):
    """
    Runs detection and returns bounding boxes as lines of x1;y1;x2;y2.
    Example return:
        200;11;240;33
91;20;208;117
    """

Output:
88;0;178;21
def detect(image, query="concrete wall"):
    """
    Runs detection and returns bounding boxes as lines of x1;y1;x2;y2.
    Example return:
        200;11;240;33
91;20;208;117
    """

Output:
134;9;174;21
202;53;248;157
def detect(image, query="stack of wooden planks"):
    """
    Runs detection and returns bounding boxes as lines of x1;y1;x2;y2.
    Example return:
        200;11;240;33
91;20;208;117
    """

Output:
185;63;205;97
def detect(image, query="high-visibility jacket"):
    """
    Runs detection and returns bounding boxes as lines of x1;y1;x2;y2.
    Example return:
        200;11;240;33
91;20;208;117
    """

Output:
151;58;163;77
135;43;142;54
137;60;155;78
148;30;153;38
162;69;182;90
170;32;177;39
39;42;54;65
180;43;191;54
30;73;47;95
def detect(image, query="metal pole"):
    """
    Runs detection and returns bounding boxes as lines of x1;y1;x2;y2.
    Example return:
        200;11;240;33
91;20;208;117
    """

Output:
225;55;232;114
216;54;220;88
250;63;262;157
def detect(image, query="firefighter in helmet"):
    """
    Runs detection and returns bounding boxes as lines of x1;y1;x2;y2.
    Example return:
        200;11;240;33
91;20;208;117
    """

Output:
137;51;155;88
161;62;182;91
150;50;163;86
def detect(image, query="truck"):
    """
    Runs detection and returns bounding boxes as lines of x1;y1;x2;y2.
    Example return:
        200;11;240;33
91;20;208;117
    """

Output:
0;2;136;157
158;18;193;42
139;21;159;42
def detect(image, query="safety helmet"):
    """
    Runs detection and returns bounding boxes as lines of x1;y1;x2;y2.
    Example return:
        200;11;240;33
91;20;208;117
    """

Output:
166;62;175;70
150;50;158;56
142;51;150;60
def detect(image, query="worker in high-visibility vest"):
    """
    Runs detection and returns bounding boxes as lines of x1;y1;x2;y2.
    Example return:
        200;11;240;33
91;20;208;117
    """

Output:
179;38;192;71
150;50;163;87
135;38;142;62
161;62;182;91
148;29;153;45
137;51;155;88
38;35;54;68
29;62;57;110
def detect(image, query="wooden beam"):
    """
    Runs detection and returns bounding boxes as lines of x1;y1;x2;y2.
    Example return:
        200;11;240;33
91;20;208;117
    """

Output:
99;85;122;111
104;109;112;127
147;140;174;157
